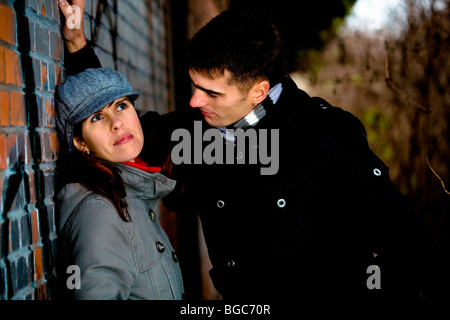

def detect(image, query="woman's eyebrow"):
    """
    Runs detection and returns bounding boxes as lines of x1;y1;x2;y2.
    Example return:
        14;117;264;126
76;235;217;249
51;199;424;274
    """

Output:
108;97;129;108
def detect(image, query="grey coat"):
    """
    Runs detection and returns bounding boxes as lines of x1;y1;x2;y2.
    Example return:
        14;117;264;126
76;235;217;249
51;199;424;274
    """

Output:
56;163;184;300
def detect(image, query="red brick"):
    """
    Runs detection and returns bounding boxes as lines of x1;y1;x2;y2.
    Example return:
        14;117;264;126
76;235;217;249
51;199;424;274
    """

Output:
53;33;62;62
4;48;22;86
39;131;57;163
30;209;40;245
0;4;16;45
24;132;33;165
25;168;36;203
7;133;17;167
49;131;58;159
0;47;5;83
0;178;3;215
0;133;9;170
40;4;46;17
44;99;55;127
10;91;26;126
55;65;62;86
40;63;47;91
35;282;47;300
33;246;44;282
0;90;9;126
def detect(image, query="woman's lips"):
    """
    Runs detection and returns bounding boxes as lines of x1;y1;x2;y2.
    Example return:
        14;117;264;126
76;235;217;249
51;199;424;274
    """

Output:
114;133;133;146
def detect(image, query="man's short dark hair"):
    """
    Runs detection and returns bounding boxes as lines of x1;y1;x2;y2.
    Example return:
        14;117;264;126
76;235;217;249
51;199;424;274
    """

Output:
187;10;286;94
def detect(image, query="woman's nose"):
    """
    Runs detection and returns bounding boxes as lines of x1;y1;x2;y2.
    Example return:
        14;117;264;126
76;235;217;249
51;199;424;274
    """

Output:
111;117;123;131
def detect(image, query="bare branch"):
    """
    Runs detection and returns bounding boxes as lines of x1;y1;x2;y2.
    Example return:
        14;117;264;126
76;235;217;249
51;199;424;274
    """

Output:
384;42;431;114
426;152;450;195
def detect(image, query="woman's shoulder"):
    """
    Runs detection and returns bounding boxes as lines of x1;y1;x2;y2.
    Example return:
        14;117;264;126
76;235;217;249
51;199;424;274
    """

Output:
57;182;111;212
56;183;117;232
58;183;136;257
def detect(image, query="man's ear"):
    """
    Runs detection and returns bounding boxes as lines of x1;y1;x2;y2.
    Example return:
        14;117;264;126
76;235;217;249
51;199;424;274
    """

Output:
251;80;270;105
73;136;89;153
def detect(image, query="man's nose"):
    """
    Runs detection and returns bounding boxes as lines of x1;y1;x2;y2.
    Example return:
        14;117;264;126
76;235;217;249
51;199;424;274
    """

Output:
189;89;206;108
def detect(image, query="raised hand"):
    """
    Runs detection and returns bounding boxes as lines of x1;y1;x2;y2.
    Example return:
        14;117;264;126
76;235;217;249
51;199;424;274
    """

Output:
58;0;87;53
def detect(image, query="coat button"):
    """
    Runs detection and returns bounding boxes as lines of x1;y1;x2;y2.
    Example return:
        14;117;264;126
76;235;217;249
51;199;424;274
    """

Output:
149;210;157;222
227;260;235;268
172;251;179;263
156;241;165;253
277;198;286;208
217;200;225;208
373;168;382;176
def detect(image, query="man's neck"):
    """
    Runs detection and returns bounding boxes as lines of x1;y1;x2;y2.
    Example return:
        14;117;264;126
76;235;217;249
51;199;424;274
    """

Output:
217;83;283;142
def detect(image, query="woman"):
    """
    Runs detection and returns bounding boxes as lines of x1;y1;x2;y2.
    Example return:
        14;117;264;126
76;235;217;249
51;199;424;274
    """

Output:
55;67;184;300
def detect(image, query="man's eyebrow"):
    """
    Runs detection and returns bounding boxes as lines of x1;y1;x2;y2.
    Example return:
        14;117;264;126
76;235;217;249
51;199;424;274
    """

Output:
192;82;224;96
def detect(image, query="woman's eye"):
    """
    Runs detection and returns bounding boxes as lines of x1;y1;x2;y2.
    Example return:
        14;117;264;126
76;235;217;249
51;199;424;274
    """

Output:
116;103;127;111
91;114;103;122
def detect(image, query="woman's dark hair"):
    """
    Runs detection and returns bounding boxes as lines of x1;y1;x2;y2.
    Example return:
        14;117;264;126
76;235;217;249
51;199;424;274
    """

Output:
56;122;131;222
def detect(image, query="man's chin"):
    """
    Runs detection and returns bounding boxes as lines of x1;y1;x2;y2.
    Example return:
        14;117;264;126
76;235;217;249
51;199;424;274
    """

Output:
203;117;221;128
203;117;235;128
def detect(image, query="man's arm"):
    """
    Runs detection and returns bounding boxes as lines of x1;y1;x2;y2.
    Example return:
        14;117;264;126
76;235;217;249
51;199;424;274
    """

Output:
323;107;420;300
64;42;102;76
58;0;101;75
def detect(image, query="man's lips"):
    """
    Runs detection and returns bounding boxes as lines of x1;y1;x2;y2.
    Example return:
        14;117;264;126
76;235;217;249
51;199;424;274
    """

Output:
200;109;213;116
114;133;133;146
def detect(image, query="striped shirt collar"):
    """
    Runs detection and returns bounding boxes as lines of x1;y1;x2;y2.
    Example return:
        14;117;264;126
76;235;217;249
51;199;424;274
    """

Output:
218;83;283;142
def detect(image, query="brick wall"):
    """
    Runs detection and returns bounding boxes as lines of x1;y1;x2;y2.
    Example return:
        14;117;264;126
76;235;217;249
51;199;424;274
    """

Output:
83;0;175;114
0;0;175;300
0;0;61;300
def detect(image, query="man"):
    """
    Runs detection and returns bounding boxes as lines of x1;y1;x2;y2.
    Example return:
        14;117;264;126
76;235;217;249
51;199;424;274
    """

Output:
58;0;418;302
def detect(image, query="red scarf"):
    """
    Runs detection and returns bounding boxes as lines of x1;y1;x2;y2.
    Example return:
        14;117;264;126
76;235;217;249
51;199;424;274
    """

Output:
121;157;161;173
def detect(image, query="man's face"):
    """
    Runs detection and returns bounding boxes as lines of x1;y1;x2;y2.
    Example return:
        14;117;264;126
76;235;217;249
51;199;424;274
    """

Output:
189;70;255;127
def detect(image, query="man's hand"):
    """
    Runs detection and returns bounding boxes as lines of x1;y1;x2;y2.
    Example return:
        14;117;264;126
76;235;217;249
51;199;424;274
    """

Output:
58;0;87;53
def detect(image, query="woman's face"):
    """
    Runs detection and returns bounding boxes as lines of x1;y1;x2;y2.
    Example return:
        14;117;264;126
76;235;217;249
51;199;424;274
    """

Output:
73;97;144;163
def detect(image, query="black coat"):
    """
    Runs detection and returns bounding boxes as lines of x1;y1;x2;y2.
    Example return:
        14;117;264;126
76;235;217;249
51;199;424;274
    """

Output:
141;75;418;302
67;46;418;301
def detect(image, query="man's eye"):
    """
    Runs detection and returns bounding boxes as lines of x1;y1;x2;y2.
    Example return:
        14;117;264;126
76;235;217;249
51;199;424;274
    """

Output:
206;92;217;98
